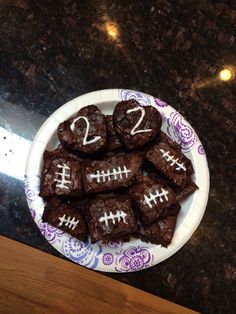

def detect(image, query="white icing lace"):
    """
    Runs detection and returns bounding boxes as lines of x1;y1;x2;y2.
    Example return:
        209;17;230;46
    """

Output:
54;164;72;190
144;188;169;208
99;210;128;226
160;149;186;171
90;166;131;183
58;214;79;230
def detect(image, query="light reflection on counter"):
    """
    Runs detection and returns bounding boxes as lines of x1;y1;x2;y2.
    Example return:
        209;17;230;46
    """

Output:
0;96;47;180
192;65;235;89
219;67;235;81
95;13;121;44
0;126;31;180
105;21;119;40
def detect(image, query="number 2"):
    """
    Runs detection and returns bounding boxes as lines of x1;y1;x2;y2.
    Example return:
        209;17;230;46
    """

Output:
70;116;101;145
126;106;152;135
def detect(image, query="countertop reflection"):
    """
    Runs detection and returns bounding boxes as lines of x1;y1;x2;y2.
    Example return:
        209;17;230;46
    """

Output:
0;1;235;313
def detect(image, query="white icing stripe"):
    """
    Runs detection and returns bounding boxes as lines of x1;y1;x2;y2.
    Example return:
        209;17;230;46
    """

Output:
144;188;169;208
90;166;131;183
54;164;72;190
58;214;79;230
159;149;186;171
70;116;101;145
127;106;152;135
99;210;128;226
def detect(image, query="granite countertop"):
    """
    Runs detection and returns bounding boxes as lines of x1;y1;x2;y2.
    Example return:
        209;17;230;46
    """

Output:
0;1;235;313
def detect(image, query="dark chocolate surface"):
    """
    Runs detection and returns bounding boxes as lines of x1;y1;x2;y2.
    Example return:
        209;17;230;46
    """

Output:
129;175;178;225
82;153;142;193
58;105;107;154
87;195;137;242
175;179;199;203
40;148;83;198
158;131;181;151
42;197;86;241
113;100;162;149
0;1;235;313
105;115;122;151
146;142;193;187
138;207;180;247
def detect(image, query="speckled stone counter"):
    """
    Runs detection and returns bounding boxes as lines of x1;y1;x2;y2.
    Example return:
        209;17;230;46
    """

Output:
0;1;235;313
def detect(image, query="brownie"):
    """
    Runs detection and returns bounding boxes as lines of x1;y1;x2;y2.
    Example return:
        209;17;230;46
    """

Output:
159;202;181;219
113;99;162;149
105;115;122;151
82;153;142;194
137;219;161;245
158;214;179;247
87;195;137;242
58;105;107;154
39;148;83;198
129;175;178;225
46;144;81;161
42;198;86;241
69;197;89;217
138;212;179;247
145;142;193;187
174;179;198;203
158;131;181;151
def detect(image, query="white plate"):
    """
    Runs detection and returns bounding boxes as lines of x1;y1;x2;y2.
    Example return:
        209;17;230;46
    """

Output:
24;89;209;272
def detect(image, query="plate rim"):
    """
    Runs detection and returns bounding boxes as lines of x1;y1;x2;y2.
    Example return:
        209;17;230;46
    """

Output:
24;88;210;273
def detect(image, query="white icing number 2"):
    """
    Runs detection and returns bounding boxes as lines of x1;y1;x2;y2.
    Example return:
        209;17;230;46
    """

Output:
70;116;101;146
126;106;152;135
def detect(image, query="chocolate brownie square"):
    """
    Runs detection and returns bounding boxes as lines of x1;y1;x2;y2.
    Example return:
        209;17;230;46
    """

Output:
174;179;198;203
51;144;81;161
39;148;83;198
158;131;181;151
87;195;137;242
113;99;162;149
105;115;122;151
145;142;193;187
158;214;179;247
58;105;107;154
129;175;178;225
82;153;142;194
68;197;89;217
138;211;179;247
159;202;181;219
42;197;86;241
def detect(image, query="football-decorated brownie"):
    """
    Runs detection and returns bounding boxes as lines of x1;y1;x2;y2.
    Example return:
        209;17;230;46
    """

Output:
47;144;81;161
86;195;137;242
159;202;181;219
58;105;107;154
82;153;142;194
68;197;89;217
138;211;179;247
145;142;193;187
39;148;83;198
174;179;198;203
113;99;162;149
158;131;181;151
105;115;122;151
42;197;86;241
129;175;178;225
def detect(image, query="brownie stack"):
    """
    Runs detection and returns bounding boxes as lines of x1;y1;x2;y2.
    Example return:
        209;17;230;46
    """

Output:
40;100;198;247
